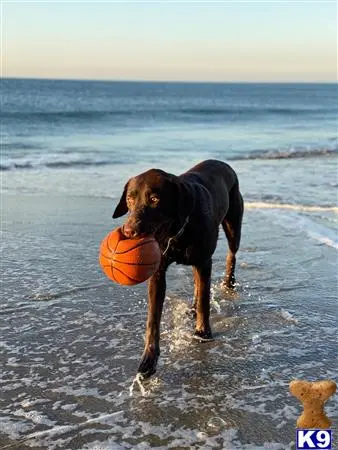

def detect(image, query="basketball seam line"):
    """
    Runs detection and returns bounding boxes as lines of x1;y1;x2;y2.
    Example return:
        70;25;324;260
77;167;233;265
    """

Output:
113;240;156;255
112;265;145;283
106;235;119;282
112;260;159;267
100;252;158;266
106;233;120;255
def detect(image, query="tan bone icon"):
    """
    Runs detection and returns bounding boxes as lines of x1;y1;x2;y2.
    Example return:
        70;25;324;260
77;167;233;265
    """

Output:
289;379;336;429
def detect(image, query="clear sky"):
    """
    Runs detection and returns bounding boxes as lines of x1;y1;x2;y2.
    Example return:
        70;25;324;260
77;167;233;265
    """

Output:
2;1;337;82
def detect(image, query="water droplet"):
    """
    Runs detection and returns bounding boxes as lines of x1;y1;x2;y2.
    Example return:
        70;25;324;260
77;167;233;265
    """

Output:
206;416;234;431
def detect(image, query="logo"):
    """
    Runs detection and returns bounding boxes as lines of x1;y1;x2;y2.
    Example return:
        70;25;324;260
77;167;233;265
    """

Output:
296;429;332;449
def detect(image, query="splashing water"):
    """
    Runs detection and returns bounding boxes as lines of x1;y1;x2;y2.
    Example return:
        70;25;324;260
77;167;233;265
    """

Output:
129;373;147;397
162;297;193;353
129;373;162;397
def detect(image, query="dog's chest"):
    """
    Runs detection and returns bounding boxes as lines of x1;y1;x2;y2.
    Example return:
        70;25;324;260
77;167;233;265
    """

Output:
168;245;195;265
162;225;218;266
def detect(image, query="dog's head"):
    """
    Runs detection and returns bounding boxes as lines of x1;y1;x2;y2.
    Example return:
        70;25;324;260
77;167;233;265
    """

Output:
113;169;189;238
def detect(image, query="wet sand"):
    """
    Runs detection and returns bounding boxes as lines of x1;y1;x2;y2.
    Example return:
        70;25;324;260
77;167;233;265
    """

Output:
1;192;337;449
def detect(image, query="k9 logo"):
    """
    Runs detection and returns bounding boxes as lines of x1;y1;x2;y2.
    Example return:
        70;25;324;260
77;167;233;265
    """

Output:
296;430;332;449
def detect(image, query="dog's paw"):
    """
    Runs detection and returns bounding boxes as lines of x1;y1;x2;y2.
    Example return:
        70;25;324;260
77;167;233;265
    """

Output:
193;329;214;342
138;347;159;379
223;279;236;290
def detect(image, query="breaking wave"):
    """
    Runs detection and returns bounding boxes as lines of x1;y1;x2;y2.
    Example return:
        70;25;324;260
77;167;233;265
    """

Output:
2;146;336;171
2;105;336;123
233;147;337;161
245;202;338;213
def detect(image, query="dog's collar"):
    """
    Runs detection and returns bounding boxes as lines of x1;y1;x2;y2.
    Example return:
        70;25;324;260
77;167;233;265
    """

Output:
162;216;190;256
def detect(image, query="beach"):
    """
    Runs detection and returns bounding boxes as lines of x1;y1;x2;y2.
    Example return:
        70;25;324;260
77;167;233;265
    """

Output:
1;79;337;449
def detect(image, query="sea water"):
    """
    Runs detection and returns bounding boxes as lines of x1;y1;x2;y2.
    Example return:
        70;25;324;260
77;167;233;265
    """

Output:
1;79;337;449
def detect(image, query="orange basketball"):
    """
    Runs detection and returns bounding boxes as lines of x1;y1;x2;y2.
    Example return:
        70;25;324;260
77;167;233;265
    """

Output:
99;227;161;286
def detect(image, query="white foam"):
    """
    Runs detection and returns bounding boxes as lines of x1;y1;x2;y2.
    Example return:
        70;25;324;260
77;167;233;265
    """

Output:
81;440;127;450
60;403;78;411
129;373;162;397
20;398;49;408
260;208;338;250
84;411;124;425
0;417;33;440
13;409;56;426
27;424;78;439
0;412;126;449
206;416;236;431
279;309;298;324
129;373;147;397
238;443;294;450
161;297;193;354
245;202;338;213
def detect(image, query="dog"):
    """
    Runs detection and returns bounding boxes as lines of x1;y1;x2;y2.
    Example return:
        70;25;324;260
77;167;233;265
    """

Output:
113;159;244;378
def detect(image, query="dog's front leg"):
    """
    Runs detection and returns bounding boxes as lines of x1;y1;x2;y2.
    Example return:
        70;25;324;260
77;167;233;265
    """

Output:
138;267;166;378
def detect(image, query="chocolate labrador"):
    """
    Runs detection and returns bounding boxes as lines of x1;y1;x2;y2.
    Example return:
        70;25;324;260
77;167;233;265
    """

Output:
113;159;243;377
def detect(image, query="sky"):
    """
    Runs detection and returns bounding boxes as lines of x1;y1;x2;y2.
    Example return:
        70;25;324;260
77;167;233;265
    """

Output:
2;1;337;82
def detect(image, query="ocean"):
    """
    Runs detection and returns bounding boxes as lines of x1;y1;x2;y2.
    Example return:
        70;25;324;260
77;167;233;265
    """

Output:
1;78;337;449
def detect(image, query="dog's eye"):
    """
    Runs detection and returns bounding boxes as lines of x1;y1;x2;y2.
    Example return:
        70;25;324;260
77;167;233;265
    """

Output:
150;195;159;204
126;194;135;205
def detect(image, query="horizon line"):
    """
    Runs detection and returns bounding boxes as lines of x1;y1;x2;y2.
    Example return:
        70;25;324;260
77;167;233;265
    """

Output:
2;76;337;85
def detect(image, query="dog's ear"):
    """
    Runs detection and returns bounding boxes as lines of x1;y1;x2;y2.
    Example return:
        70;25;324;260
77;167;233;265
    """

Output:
170;179;194;223
112;182;129;218
178;181;194;219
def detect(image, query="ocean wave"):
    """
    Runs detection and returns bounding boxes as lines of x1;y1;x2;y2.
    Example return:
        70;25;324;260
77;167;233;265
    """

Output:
245;202;338;213
1;105;335;122
264;209;338;250
1;146;337;171
0;159;116;171
45;160;111;169
4;142;43;150
179;106;333;116
232;147;337;161
1;110;132;122
246;203;338;250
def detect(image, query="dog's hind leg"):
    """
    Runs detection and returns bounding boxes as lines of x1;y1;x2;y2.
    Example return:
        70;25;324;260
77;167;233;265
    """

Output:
222;183;244;288
192;260;213;341
190;267;200;317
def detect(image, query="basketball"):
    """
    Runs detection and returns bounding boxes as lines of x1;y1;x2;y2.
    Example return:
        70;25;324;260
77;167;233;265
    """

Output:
99;227;161;285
